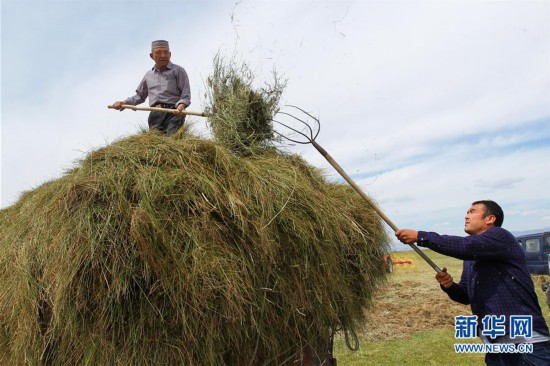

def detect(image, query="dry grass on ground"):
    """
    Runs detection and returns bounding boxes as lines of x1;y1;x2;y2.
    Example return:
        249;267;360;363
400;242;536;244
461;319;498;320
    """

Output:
360;250;474;342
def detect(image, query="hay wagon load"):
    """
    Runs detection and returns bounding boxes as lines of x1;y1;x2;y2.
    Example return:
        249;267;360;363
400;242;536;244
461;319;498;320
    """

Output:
0;57;390;365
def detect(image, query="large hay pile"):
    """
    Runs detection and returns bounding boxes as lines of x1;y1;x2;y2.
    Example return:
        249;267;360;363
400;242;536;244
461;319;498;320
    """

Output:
0;129;389;365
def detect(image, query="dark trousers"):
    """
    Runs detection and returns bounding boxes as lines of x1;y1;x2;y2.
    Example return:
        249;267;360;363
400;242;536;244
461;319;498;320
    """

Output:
485;341;550;365
148;111;185;136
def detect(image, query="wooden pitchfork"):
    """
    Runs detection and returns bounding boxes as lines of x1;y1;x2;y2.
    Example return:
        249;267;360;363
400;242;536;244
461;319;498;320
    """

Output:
272;105;442;273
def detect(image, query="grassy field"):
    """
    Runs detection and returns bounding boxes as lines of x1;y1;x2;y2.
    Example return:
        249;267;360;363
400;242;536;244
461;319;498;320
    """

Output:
332;249;550;365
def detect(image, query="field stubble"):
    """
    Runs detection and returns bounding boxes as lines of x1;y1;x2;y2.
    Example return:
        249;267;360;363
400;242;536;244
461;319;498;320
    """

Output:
360;250;472;342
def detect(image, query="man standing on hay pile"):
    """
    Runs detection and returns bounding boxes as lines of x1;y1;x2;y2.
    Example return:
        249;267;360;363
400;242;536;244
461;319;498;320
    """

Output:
396;200;550;366
112;40;191;135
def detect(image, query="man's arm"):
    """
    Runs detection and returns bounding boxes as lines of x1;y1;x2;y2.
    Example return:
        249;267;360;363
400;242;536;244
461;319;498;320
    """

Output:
437;266;470;305
417;229;514;261
396;228;514;261
395;230;470;304
175;67;191;110
124;76;148;106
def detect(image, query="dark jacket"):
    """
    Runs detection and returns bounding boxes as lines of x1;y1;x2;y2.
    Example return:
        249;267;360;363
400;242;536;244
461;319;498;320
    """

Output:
417;226;549;338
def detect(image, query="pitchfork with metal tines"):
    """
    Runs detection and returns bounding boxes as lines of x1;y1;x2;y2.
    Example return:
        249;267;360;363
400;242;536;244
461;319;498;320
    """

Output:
273;105;442;273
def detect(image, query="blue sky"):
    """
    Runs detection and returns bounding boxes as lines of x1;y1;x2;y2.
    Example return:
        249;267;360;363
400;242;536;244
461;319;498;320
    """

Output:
1;0;549;250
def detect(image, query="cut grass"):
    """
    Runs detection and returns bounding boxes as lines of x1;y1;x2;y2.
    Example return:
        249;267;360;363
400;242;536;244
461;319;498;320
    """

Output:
204;54;285;154
0;130;390;365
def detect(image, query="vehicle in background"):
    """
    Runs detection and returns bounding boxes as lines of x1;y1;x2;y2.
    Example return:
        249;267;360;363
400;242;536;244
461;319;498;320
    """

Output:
516;231;550;275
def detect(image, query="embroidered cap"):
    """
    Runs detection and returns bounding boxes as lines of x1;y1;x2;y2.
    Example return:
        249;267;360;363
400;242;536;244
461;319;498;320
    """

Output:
151;40;169;50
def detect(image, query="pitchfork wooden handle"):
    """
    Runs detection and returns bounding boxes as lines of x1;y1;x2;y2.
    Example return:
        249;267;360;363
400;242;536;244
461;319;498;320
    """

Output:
311;140;443;273
108;104;209;118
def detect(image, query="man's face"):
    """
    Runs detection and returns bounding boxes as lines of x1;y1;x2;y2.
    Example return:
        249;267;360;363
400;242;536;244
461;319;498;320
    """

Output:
464;203;495;235
150;48;171;70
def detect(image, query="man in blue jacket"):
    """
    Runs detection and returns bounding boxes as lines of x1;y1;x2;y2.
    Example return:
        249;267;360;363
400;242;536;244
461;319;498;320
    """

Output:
396;200;550;365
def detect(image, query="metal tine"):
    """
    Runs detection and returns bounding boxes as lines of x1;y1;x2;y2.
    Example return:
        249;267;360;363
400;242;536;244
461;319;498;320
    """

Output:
284;105;321;141
272;105;321;144
271;121;309;145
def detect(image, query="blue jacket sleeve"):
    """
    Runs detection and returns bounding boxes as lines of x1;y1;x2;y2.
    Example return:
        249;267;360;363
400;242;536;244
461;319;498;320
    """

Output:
441;262;470;305
416;227;516;261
